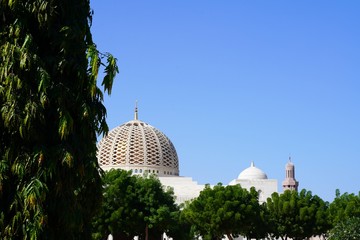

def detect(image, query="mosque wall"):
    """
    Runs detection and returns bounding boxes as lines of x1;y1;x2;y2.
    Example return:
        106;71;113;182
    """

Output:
229;179;278;203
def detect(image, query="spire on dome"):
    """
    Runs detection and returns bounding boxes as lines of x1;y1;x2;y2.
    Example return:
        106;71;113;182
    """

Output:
134;101;138;120
251;161;255;167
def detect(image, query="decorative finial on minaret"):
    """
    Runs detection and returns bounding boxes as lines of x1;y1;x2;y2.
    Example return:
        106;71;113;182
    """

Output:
134;100;138;120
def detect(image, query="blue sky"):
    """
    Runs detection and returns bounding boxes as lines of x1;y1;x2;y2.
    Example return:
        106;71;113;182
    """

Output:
91;1;360;202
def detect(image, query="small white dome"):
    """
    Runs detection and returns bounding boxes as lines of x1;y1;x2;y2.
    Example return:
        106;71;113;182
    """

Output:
238;162;268;180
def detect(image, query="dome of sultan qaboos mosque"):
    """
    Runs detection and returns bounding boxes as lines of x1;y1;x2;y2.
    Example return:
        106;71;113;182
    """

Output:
97;106;179;176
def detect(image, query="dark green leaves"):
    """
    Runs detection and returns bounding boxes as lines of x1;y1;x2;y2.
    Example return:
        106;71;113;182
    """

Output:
329;217;360;240
102;54;118;95
182;184;262;240
266;189;330;239
1;0;118;238
87;44;119;97
92;169;178;240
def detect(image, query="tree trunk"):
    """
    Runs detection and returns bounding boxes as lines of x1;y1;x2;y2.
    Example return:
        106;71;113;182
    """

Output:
226;232;233;240
145;224;148;240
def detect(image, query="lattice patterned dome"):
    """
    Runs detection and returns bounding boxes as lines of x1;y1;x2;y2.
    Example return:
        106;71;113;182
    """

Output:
97;107;179;176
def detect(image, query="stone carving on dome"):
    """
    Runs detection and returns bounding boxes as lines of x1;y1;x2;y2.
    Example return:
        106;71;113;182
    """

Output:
97;116;179;177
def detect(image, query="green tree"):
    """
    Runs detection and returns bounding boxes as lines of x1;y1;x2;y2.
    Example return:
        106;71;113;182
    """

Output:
266;189;330;240
167;209;195;240
182;183;261;240
0;1;118;239
244;202;269;240
92;169;142;240
328;189;360;227
328;217;360;240
135;174;179;240
92;170;179;240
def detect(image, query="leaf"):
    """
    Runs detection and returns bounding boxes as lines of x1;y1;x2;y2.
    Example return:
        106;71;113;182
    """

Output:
102;54;118;94
58;110;74;140
62;151;73;168
37;68;50;92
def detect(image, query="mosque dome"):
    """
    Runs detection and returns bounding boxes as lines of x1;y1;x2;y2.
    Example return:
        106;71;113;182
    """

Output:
97;106;179;176
238;162;268;180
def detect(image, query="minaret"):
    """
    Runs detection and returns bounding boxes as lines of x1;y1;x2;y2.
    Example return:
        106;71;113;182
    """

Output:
282;157;299;191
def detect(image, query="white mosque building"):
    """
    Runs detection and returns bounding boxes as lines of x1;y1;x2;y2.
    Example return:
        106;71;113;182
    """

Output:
97;106;299;205
228;161;278;203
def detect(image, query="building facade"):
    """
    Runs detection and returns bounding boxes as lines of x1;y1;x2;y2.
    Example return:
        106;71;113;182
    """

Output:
97;107;298;204
97;107;304;240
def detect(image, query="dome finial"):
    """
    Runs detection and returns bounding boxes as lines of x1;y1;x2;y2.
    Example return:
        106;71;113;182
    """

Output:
134;100;138;120
251;161;255;167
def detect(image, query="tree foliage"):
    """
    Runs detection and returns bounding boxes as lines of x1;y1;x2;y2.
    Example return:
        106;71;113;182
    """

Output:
328;217;360;240
168;210;195;240
92;169;179;240
182;183;262;240
328;189;360;227
266;189;330;240
135;174;179;240
0;0;118;239
91;170;140;240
